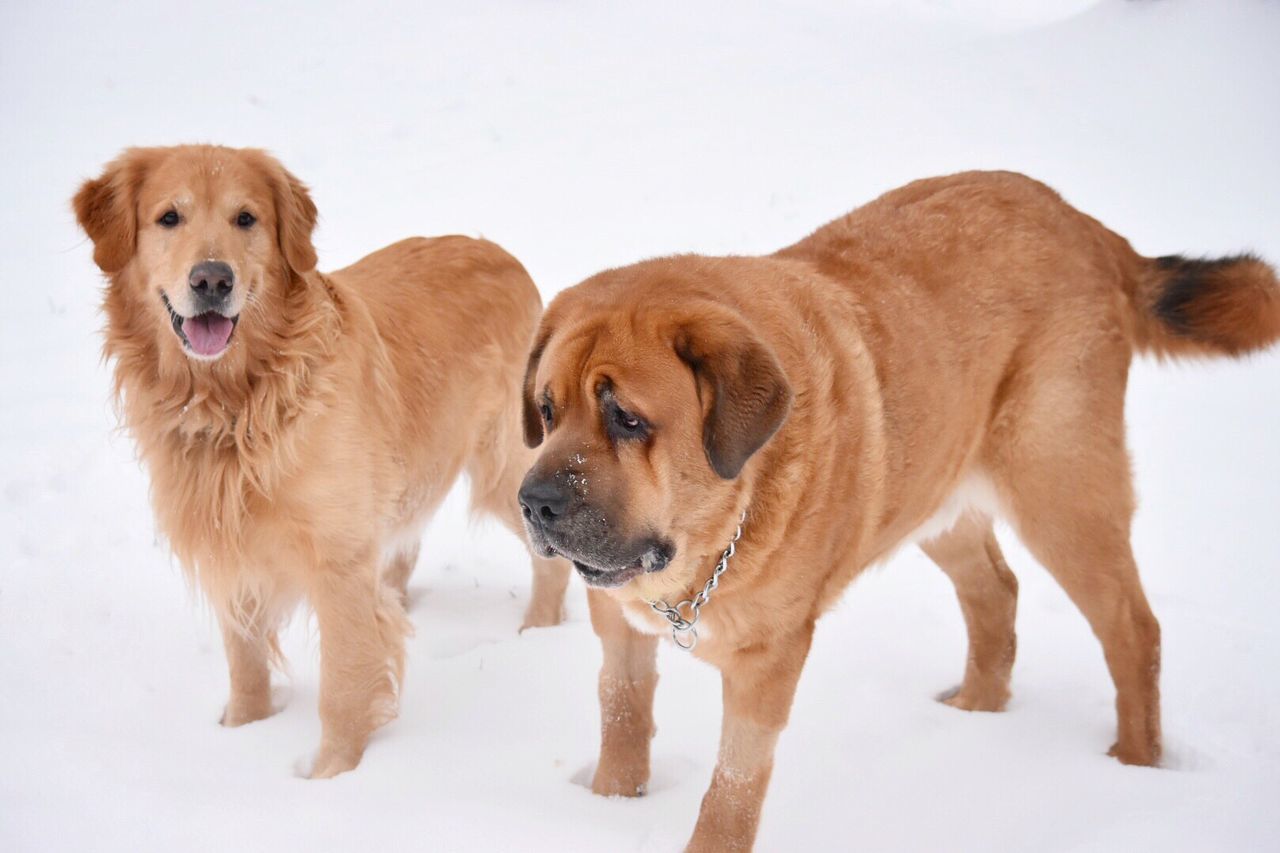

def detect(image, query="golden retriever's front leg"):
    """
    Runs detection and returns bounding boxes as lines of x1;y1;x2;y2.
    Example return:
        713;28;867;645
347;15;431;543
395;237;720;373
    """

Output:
522;555;571;631
587;590;659;796
309;561;409;779
686;625;814;853
218;610;277;727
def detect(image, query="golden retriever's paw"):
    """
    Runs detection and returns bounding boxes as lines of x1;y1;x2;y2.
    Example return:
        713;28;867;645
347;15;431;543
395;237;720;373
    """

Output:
935;683;1009;713
219;695;278;727
304;746;364;779
220;685;289;727
1107;740;1161;767
519;603;564;632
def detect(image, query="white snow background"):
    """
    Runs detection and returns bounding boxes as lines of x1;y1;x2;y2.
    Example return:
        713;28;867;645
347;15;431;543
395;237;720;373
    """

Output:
1;1;1278;850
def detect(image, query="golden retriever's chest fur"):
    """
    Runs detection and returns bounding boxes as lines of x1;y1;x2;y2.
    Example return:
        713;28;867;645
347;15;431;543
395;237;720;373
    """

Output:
119;320;395;601
140;393;450;618
141;397;345;593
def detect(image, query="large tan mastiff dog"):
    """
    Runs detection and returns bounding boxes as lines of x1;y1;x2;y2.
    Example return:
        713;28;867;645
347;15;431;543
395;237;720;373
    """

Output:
517;171;1279;850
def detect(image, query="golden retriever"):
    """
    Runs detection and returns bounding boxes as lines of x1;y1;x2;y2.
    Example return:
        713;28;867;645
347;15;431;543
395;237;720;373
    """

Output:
517;171;1280;850
73;144;571;778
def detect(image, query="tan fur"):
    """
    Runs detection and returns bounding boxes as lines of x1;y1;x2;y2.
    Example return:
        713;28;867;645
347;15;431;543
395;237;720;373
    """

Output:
73;145;570;777
521;170;1280;850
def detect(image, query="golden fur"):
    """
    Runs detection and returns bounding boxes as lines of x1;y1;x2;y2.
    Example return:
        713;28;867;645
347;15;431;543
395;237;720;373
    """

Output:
519;170;1280;850
74;145;570;778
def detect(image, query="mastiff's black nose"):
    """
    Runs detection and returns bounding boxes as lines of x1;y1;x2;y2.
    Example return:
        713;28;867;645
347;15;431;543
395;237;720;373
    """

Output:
188;261;235;309
519;474;571;527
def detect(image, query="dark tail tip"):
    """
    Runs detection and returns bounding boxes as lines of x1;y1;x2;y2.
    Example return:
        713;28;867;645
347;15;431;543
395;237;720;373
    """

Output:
1143;253;1280;358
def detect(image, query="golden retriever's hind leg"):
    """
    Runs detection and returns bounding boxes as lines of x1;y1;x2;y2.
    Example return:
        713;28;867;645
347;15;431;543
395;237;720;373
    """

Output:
920;513;1018;712
469;433;571;630
309;562;410;779
522;556;571;631
218;609;280;727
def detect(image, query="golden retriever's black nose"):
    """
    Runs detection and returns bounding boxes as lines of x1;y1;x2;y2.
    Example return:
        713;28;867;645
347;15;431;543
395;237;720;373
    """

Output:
189;261;234;307
519;475;571;526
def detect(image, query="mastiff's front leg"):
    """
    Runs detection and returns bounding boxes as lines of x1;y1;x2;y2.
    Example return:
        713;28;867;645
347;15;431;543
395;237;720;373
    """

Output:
587;589;659;796
686;624;814;853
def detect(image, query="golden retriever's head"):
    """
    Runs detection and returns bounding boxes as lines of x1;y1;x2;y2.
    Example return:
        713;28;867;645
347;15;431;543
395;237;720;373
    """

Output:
518;261;792;599
73;145;317;362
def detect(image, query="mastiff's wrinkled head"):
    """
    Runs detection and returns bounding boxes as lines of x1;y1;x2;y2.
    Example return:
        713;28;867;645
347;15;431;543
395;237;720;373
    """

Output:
518;261;792;599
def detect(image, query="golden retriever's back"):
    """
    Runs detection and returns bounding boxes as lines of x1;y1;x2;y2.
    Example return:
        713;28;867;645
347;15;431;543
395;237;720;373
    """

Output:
330;235;544;494
336;235;541;364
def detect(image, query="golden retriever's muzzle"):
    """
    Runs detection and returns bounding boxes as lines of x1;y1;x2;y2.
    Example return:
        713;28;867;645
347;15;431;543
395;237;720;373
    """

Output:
518;468;673;589
163;260;241;359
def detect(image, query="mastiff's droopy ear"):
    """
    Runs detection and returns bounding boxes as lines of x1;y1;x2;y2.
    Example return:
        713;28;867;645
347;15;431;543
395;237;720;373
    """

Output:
675;308;793;479
73;148;160;274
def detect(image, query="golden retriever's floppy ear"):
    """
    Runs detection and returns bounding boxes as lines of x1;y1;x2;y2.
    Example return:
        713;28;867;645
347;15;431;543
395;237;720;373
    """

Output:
274;165;318;275
675;309;793;479
521;325;551;448
72;148;156;274
246;150;318;276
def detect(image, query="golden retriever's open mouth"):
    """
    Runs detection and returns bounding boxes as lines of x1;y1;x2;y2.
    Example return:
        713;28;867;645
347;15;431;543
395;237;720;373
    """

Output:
161;293;239;358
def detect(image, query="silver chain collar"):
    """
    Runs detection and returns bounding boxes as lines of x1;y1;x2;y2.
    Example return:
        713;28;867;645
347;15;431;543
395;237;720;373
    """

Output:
646;511;746;652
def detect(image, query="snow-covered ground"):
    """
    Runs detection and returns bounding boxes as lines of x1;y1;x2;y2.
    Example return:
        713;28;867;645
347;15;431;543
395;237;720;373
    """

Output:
2;1;1278;850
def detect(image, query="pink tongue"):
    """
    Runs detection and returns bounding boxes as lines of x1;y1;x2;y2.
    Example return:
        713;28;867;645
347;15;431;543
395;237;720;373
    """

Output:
183;313;234;356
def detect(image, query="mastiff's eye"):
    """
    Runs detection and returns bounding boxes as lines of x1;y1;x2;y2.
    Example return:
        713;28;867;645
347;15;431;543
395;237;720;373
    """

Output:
236;211;256;228
158;210;180;228
608;403;648;440
539;401;554;426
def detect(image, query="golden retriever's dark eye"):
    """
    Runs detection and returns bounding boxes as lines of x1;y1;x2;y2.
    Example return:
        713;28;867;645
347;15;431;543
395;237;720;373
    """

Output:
158;210;180;228
236;211;256;229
